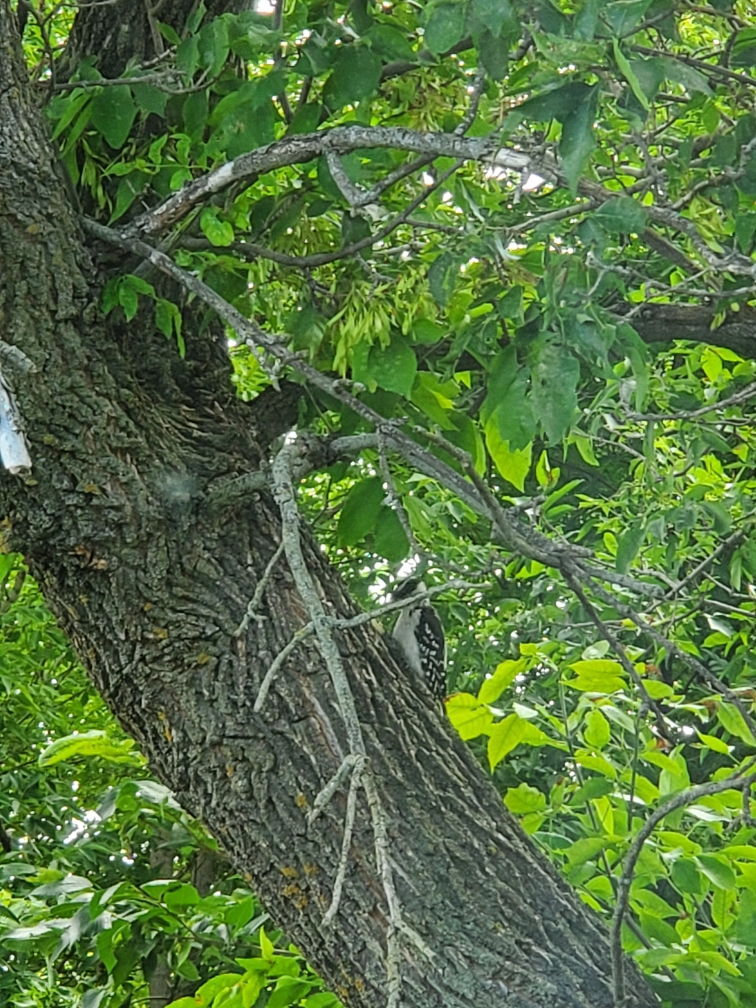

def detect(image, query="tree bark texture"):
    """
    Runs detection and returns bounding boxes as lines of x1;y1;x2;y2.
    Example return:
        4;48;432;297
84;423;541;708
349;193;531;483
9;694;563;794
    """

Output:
0;6;659;1007
57;0;256;80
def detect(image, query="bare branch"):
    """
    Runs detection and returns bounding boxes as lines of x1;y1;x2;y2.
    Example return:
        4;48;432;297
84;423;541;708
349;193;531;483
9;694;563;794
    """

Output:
234;540;285;637
611;767;756;1006
125;126;531;237
322;754;365;927
253;621;314;713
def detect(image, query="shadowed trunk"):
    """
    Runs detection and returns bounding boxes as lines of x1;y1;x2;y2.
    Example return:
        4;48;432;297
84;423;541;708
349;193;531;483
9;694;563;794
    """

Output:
0;3;659;1006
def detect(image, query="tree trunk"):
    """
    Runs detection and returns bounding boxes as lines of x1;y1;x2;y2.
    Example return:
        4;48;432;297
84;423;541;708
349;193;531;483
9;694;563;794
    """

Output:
0;5;658;1006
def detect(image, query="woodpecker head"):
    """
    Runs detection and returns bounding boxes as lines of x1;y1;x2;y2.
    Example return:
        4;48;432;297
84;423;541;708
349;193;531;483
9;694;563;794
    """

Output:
392;576;427;601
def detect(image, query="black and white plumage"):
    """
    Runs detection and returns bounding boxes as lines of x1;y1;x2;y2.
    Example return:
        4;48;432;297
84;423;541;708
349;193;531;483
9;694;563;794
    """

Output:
391;577;447;700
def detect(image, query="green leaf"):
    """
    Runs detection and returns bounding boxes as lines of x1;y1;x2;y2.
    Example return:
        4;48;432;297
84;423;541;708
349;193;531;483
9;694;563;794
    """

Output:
531;344;579;443
38;730;138;767
521;82;596;124
287;103;323;136
268;979;314;1008
50;90;91;140
489;370;536;452
661;56;712;96
731;28;756;68
131;82;167;116
696;731;730;755
484;415;532;491
566;659;627;694
616;521;645;573
604;0;654;35
412;318;446;344
196;974;243;1002
564;836;607;866
372;507;410;562
446;692;494;740
671;857;704;895
365;337;417;397
423;2;467;55
559;85;599;191
478;29;511;80
259;925;275;961
694;853;736;891
592;196;648;234
583;708;611;749
478;658;527;704
337;477;385;547
470;0;514;36
488;713;529;768
200;207;235;247
716;701;756;746
90;86;137;149
505;782;546;815
325;45;382;107
735;888;756;947
574;0;600;40
365;24;415;61
30;874;91;897
428;252;459;307
613;39;650;111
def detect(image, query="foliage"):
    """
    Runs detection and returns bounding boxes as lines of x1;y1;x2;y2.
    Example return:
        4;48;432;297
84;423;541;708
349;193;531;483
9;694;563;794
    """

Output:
8;0;756;1005
0;559;341;1007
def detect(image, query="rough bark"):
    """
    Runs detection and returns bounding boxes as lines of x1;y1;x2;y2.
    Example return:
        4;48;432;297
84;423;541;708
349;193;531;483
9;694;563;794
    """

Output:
0;6;659;1007
633;302;756;360
57;0;256;80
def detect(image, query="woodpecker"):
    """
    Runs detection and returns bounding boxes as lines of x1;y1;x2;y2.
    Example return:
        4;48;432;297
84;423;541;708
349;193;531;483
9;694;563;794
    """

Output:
391;577;447;700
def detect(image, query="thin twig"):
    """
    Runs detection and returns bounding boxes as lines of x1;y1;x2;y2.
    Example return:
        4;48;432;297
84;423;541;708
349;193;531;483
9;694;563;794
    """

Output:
377;429;423;560
610;767;756;1006
308;752;362;825
322;755;365;926
235;540;285;636
627;380;756;422
253;622;315;713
